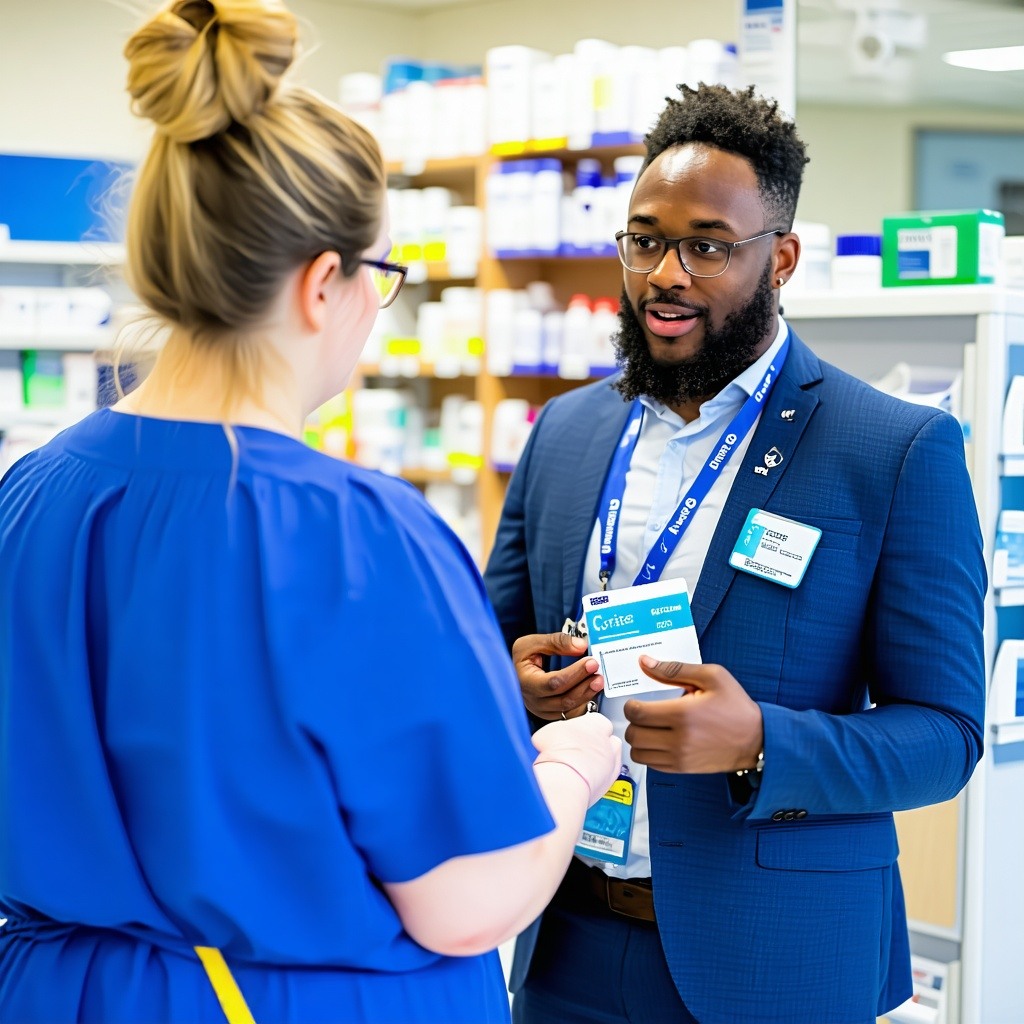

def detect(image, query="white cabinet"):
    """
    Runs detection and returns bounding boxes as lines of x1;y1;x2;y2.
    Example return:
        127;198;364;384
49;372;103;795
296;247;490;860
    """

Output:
785;285;1024;1024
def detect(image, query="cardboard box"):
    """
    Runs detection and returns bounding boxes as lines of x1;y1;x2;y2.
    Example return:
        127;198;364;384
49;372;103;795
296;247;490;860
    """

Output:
882;209;1004;287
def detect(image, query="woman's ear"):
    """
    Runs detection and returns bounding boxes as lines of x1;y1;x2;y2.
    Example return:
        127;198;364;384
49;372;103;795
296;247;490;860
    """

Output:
299;251;342;332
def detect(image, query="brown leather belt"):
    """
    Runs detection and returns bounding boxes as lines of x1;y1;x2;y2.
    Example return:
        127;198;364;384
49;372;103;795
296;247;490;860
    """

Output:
566;858;656;923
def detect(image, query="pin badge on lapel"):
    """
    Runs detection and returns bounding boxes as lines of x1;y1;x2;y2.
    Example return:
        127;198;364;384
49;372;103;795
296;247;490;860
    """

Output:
754;447;784;476
780;409;795;421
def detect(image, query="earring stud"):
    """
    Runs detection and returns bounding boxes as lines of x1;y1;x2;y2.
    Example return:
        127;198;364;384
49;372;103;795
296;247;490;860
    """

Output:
776;277;784;286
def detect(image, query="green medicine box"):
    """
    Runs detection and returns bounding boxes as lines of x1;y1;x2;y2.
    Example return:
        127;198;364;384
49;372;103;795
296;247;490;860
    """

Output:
22;350;66;407
882;209;1004;287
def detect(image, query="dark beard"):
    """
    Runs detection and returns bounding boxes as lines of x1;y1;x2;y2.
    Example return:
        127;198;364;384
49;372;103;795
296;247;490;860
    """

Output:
612;259;776;406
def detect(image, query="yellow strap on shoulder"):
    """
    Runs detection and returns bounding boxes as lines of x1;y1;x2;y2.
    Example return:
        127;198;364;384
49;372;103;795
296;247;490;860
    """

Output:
194;946;257;1024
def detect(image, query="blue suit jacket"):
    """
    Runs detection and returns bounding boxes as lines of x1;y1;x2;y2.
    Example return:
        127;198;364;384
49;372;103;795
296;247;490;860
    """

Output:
484;332;986;1024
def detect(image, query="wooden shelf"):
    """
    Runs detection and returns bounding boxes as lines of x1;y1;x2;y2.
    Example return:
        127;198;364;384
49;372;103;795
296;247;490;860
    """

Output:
357;361;476;380
423;261;477;282
385;156;479;190
493;252;618;262
359;465;476;486
400;467;461;485
490;141;645;164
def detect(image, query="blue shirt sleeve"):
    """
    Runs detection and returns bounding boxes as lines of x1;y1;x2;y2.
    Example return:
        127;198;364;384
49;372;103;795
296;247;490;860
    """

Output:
291;474;555;884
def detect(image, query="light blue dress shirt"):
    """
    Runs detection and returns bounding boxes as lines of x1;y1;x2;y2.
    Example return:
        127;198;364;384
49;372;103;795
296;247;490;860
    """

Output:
579;318;789;879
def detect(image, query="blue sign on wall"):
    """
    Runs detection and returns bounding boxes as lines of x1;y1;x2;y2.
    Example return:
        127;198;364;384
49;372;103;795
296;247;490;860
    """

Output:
0;154;132;243
915;129;1024;234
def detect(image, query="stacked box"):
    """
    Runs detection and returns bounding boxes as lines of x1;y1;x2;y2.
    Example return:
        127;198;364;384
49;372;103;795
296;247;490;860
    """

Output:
882;209;1004;287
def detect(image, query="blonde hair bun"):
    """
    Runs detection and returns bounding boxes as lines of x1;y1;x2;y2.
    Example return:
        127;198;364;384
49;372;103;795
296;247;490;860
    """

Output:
125;0;298;144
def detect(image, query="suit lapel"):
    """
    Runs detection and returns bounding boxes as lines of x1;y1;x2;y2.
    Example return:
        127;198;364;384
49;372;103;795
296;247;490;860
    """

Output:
561;384;635;619
691;335;823;639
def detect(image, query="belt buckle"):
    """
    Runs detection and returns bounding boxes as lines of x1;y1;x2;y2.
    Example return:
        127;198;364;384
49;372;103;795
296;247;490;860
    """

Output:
607;879;633;918
606;878;653;922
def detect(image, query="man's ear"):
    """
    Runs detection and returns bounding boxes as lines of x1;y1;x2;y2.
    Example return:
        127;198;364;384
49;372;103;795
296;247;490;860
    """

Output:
299;251;343;332
773;233;801;288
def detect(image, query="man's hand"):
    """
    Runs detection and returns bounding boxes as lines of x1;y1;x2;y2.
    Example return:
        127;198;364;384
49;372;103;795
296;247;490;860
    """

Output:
623;656;763;773
512;632;604;721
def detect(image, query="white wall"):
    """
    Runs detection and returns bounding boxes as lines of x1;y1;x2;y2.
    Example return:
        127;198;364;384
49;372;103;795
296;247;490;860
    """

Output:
0;0;418;161
414;0;736;63
3;0;1023;238
797;102;1024;234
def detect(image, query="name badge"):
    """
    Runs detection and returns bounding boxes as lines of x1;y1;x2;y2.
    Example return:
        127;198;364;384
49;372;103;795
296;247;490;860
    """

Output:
575;767;636;865
581;578;702;699
729;508;821;588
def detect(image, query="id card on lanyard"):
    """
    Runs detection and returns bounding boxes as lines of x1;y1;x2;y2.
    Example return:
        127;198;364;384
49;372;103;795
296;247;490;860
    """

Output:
572;337;790;865
597;335;790;596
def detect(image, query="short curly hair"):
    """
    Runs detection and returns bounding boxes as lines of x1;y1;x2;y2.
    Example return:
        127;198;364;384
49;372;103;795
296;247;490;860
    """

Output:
642;83;809;230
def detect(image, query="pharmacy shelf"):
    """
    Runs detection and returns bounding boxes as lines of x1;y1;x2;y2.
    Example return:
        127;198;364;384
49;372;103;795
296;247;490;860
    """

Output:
992;719;1024;745
377;143;653;562
784;285;1024;320
780;290;1024;1024
0;408;82;432
358;361;476;380
423;261;477;282
0;240;125;266
490;141;645;163
385;156;479;190
401;262;479;287
493;252;619;262
399;467;463;485
0;330;113;352
363;465;476;487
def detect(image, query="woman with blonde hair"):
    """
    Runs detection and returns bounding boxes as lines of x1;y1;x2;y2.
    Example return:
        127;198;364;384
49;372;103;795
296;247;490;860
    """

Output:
0;2;620;1020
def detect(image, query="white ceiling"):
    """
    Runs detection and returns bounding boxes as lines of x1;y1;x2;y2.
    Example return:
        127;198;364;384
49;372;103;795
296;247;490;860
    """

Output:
364;0;478;6
797;0;1024;110
351;0;1024;111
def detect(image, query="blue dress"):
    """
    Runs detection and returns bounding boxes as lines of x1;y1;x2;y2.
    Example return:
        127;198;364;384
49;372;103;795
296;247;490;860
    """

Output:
0;410;554;1023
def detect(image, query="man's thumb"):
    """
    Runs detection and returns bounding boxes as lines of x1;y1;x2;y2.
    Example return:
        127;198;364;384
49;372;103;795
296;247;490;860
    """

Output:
553;630;589;655
638;655;703;691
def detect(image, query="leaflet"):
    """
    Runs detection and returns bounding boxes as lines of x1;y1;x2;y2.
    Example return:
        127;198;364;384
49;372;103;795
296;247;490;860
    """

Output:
582;578;702;699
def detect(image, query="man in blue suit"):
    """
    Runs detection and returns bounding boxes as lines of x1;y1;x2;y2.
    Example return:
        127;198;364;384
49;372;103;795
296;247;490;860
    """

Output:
483;83;985;1024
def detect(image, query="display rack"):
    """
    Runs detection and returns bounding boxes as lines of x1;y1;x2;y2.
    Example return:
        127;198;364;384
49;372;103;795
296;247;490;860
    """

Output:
381;145;642;558
785;286;1024;1024
0;243;124;466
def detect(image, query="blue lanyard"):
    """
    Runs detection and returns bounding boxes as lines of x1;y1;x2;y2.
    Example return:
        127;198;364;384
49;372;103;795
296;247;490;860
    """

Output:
596;336;790;590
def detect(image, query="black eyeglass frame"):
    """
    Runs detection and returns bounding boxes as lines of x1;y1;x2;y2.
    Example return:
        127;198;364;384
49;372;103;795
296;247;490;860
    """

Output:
360;258;408;308
614;228;785;278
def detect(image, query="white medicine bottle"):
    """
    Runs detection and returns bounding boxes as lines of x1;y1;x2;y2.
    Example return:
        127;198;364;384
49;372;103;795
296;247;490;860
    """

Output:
831;234;883;291
560;294;593;379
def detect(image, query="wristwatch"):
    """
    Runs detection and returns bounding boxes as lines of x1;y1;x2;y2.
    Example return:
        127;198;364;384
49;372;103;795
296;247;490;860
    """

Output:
735;750;764;777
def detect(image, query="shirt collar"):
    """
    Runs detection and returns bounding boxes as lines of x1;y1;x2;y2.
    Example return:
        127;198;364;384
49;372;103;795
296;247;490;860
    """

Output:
640;316;790;427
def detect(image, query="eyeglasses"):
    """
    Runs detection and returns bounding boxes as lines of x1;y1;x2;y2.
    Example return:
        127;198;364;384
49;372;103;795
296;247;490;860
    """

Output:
360;258;408;309
614;228;784;278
